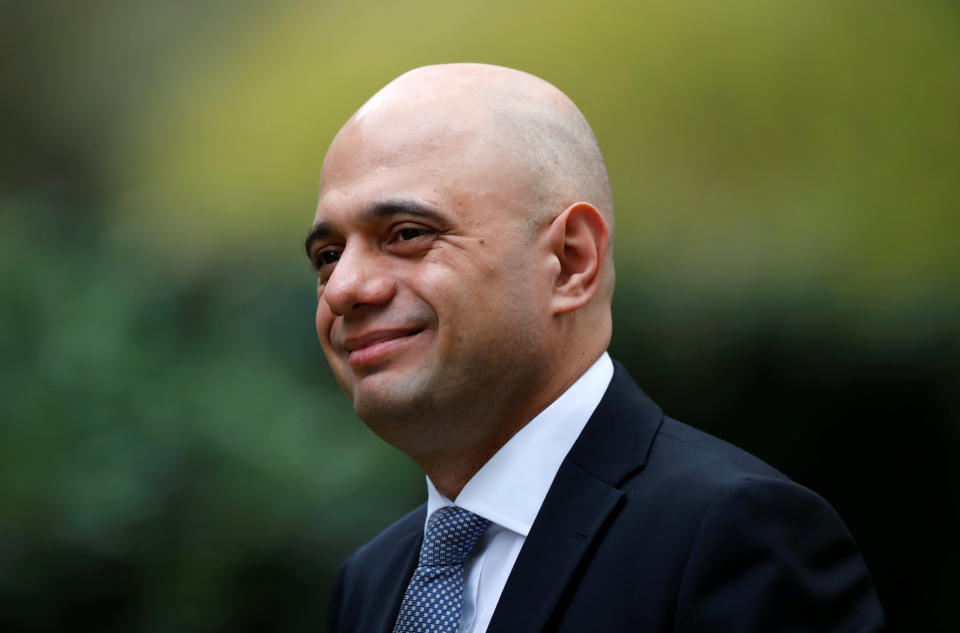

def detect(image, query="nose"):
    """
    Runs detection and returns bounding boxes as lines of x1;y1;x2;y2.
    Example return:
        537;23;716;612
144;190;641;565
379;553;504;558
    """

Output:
322;243;397;316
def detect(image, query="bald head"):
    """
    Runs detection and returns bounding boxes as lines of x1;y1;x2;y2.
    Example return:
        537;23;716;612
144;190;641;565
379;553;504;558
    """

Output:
326;64;614;240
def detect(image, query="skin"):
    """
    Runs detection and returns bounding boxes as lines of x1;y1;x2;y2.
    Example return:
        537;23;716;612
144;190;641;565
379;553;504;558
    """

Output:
306;64;614;498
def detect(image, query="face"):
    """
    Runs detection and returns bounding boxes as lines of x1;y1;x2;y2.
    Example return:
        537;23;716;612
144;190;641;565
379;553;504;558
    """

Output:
306;113;556;439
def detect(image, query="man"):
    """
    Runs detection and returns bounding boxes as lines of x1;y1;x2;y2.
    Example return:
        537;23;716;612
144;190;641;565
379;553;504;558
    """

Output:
306;64;884;632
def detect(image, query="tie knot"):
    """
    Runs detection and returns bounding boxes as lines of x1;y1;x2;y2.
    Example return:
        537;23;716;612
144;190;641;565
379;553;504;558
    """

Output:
419;506;491;567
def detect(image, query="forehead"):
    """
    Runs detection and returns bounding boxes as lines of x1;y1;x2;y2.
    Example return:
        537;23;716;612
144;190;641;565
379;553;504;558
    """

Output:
322;106;481;182
315;112;523;226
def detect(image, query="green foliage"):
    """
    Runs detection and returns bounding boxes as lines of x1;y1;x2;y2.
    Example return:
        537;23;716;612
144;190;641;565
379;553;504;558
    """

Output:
0;203;423;631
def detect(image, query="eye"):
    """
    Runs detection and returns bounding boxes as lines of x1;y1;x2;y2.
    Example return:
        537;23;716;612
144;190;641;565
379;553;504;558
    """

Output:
318;249;341;265
394;226;428;242
312;246;342;276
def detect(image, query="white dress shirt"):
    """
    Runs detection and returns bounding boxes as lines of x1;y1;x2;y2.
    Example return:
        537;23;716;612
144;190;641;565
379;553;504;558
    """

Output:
423;352;614;633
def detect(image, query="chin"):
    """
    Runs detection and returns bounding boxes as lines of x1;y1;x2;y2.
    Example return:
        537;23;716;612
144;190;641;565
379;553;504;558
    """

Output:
350;371;435;427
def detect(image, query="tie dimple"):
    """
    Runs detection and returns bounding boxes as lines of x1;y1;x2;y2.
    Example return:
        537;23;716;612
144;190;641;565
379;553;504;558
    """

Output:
392;506;491;633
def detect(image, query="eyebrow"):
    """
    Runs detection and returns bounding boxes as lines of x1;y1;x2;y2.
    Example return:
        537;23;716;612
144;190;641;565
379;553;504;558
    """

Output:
304;199;447;258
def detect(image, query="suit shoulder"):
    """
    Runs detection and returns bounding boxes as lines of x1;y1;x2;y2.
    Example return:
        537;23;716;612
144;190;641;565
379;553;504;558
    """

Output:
588;364;787;491
672;463;886;631
618;415;798;513
653;416;788;482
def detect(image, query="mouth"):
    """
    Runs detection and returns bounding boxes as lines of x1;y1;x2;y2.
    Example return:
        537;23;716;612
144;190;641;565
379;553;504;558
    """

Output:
342;328;426;368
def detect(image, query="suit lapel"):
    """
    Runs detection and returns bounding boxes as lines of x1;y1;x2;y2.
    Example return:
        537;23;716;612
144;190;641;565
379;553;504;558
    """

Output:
487;362;663;633
487;462;624;633
368;522;423;633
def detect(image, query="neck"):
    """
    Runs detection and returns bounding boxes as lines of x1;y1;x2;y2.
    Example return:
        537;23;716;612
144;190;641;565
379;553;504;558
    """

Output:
414;347;606;500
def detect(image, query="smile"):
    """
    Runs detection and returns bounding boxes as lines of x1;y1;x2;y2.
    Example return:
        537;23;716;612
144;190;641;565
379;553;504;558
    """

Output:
343;328;425;368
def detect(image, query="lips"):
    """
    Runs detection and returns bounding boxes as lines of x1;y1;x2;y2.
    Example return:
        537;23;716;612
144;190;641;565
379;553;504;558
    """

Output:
341;328;425;367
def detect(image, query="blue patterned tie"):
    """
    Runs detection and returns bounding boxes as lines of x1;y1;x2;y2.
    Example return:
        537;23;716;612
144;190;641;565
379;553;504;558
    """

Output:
393;506;492;633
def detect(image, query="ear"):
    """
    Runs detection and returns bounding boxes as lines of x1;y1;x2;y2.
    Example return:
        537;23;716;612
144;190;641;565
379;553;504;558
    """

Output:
546;202;609;315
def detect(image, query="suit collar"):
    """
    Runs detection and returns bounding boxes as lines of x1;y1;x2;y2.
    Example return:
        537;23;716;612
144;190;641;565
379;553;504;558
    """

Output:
487;361;663;633
565;360;664;487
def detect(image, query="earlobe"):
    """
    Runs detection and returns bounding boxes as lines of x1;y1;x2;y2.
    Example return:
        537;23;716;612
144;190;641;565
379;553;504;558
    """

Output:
549;202;609;315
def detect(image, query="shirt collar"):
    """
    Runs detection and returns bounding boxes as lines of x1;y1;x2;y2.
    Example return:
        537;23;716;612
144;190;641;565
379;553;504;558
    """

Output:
425;352;614;536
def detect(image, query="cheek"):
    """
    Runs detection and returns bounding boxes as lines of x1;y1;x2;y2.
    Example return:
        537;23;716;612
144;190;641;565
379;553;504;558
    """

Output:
314;303;326;337
412;242;541;332
416;265;489;329
315;305;353;394
315;302;335;343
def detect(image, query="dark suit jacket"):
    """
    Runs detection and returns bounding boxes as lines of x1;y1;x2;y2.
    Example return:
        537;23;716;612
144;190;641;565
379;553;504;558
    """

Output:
328;362;885;632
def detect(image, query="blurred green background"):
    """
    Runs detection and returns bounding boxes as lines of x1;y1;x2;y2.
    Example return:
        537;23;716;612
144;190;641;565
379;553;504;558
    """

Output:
2;0;958;630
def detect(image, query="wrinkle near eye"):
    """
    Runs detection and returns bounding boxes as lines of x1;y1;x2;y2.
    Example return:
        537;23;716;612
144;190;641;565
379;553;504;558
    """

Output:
426;235;491;270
